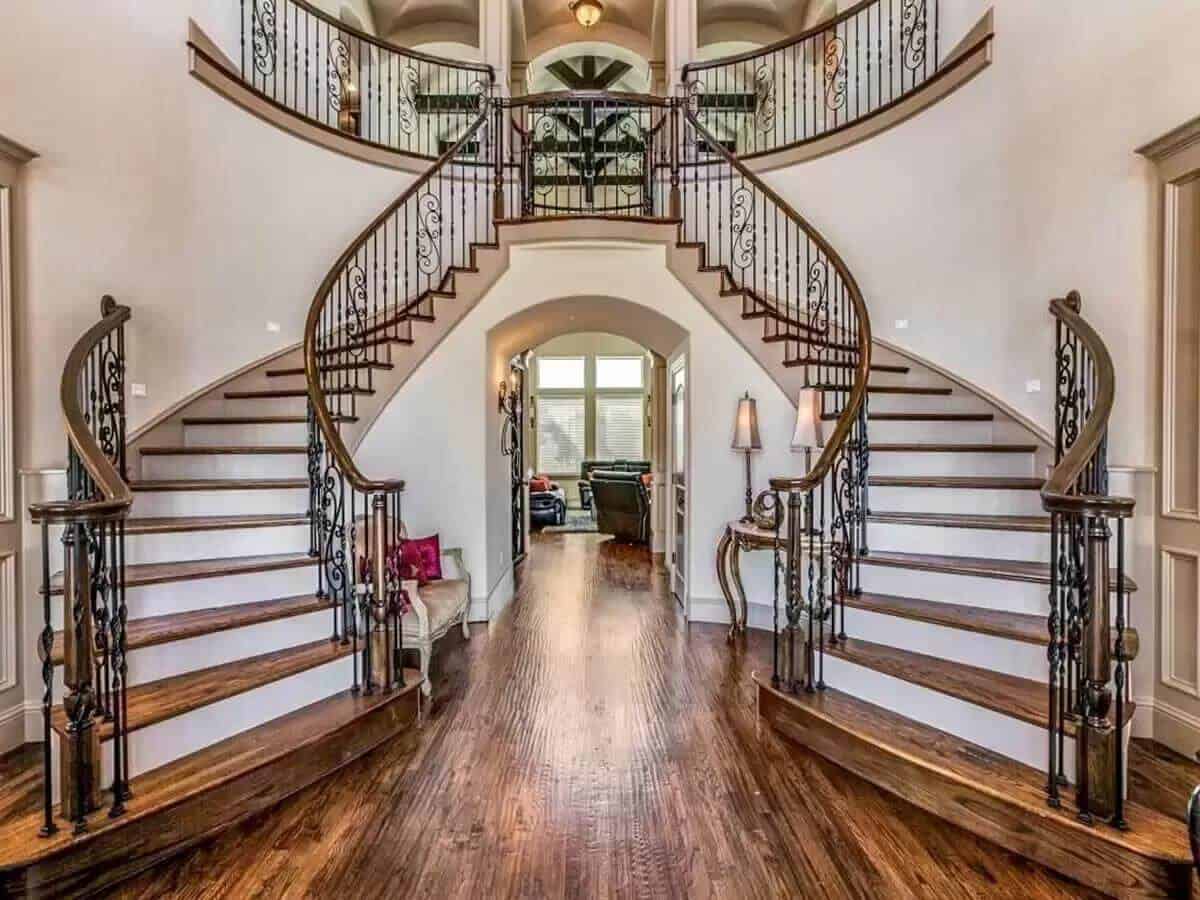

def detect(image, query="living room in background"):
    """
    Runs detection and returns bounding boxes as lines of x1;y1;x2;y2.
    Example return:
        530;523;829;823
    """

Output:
529;333;653;508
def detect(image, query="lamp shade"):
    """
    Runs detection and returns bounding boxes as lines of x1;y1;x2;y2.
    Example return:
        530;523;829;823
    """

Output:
790;387;824;451
731;393;762;450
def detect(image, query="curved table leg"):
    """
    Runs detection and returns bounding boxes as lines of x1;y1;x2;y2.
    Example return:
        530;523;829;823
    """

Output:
729;538;749;635
715;526;736;642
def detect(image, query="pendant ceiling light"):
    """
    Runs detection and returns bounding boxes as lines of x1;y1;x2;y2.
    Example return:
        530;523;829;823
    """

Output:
569;0;603;29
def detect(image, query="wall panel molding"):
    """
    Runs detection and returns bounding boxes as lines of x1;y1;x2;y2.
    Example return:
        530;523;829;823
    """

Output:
0;553;15;692
1161;545;1200;698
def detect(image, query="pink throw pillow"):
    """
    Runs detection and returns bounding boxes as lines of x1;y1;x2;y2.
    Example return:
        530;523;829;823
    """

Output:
404;534;443;582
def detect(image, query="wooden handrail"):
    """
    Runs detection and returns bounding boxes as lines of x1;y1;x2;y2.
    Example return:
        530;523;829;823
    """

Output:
503;91;674;109
679;110;873;493
1041;292;1133;518
29;296;133;524
681;0;877;75
303;107;493;494
285;0;494;78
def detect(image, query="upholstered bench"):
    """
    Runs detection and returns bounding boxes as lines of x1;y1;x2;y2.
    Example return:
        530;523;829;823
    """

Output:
400;546;471;696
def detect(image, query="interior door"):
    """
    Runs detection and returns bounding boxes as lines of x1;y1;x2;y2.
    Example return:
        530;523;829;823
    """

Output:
669;356;687;610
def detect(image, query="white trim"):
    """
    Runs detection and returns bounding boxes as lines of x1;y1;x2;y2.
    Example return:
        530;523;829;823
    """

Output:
1108;464;1158;475
1160;180;1200;522
1144;696;1200;760
1160;544;1200;698
0;700;32;754
0;553;14;692
0;186;12;522
18;467;67;477
483;562;514;621
0;134;36;167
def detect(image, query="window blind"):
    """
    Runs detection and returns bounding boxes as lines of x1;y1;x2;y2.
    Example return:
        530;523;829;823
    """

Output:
596;395;644;460
536;395;586;474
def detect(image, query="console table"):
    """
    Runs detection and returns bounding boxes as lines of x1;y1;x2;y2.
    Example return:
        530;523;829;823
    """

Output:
715;519;784;641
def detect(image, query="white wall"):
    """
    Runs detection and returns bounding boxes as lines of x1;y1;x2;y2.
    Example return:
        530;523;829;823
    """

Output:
0;1;411;469
766;0;1200;469
354;242;799;617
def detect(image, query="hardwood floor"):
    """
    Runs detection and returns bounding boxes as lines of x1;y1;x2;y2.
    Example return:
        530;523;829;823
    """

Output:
108;532;1127;898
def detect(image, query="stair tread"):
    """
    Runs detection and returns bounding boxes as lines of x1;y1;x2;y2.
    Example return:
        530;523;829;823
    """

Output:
182;415;356;425
50;551;316;595
790;359;909;373
869;475;1044;490
266;361;394;377
131;478;308;492
125;513;310;535
51;593;331;664
857;549;1138;592
868;511;1051;532
824;636;1134;735
870;443;1039;453
50;638;357;741
757;681;1191;865
815;384;952;396
846;591;1047;644
224;387;371;399
824;411;993;421
139;446;308;456
0;676;420;869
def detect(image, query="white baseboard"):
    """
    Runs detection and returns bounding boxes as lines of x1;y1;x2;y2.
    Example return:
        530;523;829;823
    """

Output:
689;596;774;632
468;598;489;623
479;563;514;623
0;700;35;753
1147;697;1200;760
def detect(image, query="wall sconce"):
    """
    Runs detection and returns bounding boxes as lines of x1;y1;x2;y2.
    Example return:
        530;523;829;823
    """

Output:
498;379;510;413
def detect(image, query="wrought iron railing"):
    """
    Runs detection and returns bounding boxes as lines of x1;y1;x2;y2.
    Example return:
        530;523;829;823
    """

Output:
682;0;940;158
1042;291;1135;828
29;297;132;837
304;97;501;695
238;0;493;159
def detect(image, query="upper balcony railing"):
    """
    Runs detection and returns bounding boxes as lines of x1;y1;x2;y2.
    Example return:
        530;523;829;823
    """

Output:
682;0;940;159
238;0;494;160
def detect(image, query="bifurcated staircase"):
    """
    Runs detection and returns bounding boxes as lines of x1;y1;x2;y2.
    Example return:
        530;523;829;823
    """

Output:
5;0;1195;897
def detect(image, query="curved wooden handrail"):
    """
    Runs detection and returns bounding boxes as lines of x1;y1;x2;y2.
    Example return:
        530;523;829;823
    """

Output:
286;0;494;78
682;0;877;75
29;296;133;525
679;111;872;493
504;90;673;109
304;107;493;494
1042;292;1133;518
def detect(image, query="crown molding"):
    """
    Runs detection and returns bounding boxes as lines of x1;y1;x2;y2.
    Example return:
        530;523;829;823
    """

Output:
0;134;36;167
1136;113;1200;163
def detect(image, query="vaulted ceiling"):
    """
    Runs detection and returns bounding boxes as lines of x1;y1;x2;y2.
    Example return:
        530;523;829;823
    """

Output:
366;0;833;62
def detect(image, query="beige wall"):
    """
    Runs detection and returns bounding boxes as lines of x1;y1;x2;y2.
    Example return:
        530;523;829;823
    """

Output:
766;0;1200;469
0;1;411;471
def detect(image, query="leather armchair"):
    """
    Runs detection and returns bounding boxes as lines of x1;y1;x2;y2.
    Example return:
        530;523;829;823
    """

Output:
578;459;651;515
590;469;650;543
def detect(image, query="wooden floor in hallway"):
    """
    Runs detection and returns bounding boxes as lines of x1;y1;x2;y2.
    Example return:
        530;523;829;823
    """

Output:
113;531;1108;899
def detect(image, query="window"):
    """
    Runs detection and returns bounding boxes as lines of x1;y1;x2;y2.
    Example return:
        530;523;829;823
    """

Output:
536;395;586;474
596;395;644;459
595;356;644;389
537;356;585;390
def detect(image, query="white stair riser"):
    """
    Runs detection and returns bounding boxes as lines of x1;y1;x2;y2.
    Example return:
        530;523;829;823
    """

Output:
141;453;309;480
866;420;994;443
868;485;1045;516
109;655;353;784
221;396;309;416
822;654;1072;777
124;524;311;565
858;564;1048;616
50;609;332;697
842;606;1048;681
867;392;986;414
185;422;308;447
132;487;309;517
51;565;319;628
869;451;1035;478
866;523;1050;563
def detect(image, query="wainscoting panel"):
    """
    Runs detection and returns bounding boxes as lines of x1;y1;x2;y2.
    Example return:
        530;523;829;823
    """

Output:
1161;545;1200;698
1162;178;1200;522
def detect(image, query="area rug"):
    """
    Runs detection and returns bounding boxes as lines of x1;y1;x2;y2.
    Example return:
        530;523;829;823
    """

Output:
541;508;598;533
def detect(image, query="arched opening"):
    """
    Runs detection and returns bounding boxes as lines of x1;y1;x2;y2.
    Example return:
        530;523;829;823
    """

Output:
487;295;690;606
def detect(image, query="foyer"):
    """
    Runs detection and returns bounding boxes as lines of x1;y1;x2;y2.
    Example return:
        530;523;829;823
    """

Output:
98;530;1174;900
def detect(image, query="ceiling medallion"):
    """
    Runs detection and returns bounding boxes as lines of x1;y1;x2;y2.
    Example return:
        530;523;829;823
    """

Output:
569;0;603;29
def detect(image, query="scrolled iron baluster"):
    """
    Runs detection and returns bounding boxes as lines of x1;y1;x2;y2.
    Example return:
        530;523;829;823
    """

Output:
37;521;57;837
251;0;278;76
729;186;755;273
396;64;419;135
417;192;442;275
327;36;351;113
753;64;776;134
823;37;847;112
900;0;929;71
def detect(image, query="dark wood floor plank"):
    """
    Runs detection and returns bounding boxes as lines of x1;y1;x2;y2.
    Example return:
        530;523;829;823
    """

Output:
104;534;1113;899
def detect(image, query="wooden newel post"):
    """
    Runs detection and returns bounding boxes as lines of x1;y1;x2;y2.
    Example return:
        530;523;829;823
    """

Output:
492;101;506;223
367;494;390;693
60;523;102;829
1078;515;1118;822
